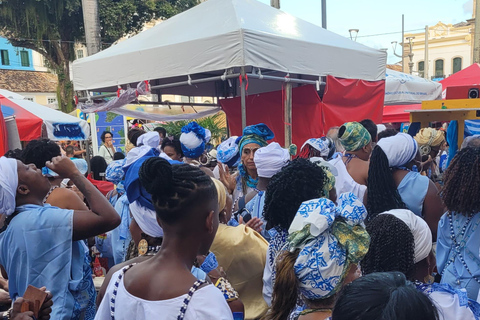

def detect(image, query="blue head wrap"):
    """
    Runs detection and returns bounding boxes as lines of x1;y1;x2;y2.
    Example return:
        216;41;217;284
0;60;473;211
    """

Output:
200;252;219;274
217;136;241;168
106;159;127;194
238;123;274;152
180;122;211;159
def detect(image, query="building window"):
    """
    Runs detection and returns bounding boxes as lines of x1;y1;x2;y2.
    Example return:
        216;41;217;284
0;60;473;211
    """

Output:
20;51;30;67
453;57;462;74
76;49;84;59
47;98;57;104
24;97;34;102
418;61;424;77
435;59;444;78
0;50;9;65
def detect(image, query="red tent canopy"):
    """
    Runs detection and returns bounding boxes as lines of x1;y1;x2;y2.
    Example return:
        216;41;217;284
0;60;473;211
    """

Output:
440;63;480;89
383;104;421;123
0;95;42;141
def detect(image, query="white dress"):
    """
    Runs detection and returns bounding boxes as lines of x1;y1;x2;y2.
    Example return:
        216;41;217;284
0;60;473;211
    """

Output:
95;270;234;320
329;156;366;202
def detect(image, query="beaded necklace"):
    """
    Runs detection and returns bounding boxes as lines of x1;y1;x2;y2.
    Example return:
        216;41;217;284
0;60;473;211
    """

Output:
442;212;480;285
109;264;206;320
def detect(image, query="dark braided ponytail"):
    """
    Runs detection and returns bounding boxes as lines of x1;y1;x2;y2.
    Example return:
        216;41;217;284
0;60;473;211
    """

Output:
442;147;480;216
139;157;216;224
366;146;406;221
361;214;416;280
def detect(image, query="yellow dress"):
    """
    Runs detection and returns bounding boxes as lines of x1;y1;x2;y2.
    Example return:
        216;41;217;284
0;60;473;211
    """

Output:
210;224;269;320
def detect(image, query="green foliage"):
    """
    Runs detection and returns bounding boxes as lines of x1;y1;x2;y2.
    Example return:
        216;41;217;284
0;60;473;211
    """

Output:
162;113;227;145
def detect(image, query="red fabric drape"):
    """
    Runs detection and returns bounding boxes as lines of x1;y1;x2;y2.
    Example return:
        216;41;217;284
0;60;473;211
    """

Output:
382;104;422;123
0;110;8;156
219;85;323;147
0;95;42;141
321;75;385;132
87;173;114;196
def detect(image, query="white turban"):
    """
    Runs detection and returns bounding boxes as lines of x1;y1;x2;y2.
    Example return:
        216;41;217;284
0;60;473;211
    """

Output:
254;142;290;178
0;157;18;216
377;124;387;134
129;200;164;238
137;131;160;148
377;133;418;167
380;209;432;263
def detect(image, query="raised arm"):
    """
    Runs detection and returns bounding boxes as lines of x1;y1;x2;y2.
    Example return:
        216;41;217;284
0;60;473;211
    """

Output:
46;156;120;241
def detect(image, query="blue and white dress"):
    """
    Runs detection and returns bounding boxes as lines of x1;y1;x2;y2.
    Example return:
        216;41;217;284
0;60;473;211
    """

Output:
0;204;96;320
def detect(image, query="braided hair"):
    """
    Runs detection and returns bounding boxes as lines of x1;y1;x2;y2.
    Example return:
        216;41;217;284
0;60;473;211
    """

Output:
139;157;216;224
361;214;416;280
22;139;61;169
366;145;406;220
263;158;328;230
442;147;480;216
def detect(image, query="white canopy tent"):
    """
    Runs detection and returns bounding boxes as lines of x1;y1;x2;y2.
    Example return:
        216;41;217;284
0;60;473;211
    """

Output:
385;69;442;105
73;0;386;91
73;0;386;145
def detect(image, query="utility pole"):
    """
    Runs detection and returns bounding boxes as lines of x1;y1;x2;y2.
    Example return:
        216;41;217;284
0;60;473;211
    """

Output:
321;0;327;29
82;0;102;56
424;25;429;79
474;0;480;63
270;0;280;9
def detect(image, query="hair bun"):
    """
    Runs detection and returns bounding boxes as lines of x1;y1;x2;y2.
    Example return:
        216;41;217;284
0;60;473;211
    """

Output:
139;157;173;197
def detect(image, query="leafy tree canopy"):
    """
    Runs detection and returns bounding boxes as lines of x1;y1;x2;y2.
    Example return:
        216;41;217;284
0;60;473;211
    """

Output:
0;0;199;112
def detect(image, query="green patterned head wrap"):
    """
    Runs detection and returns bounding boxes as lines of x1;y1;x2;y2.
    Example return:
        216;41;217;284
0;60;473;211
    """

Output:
338;122;372;152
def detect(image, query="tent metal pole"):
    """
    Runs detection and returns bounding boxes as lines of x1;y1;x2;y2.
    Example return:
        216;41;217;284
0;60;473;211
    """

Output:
284;82;292;148
246;73;324;86
240;67;247;129
77;73;241;102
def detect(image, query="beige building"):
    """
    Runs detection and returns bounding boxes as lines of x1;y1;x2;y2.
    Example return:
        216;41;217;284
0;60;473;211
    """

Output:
402;20;473;80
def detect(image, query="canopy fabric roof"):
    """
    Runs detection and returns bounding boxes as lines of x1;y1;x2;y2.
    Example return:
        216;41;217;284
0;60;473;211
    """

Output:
385;69;442;105
382;104;421;123
72;0;386;92
0;90;90;141
440;63;480;90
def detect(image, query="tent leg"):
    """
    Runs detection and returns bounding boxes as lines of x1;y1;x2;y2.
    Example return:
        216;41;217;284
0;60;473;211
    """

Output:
240;68;247;129
458;120;465;148
284;82;292;148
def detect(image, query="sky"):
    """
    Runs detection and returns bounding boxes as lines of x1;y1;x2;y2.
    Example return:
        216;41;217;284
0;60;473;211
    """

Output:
256;0;474;63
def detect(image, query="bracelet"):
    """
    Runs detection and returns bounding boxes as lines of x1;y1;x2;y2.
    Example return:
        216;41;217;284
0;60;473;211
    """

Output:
3;308;12;320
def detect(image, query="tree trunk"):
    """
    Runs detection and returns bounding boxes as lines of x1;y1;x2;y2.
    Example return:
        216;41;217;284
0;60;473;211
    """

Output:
56;62;74;113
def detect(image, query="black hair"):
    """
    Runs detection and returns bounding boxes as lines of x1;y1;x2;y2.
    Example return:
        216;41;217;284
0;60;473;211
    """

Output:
442;147;480;216
332;272;438;320
4;148;24;161
127;129;145;146
360;119;378;143
263;158;327;230
154;127;167;137
22;139;61;169
65;145;75;155
113;152;125;160
378;129;398;141
138;157;216;224
101;131;113;143
366;145;406;220
90;156;108;180
361;214;416;280
161;138;183;158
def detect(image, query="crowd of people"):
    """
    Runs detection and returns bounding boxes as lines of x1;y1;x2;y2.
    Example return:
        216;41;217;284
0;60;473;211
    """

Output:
0;118;480;320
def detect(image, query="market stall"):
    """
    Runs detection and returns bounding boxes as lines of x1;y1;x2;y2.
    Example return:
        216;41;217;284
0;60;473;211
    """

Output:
0;90;90;141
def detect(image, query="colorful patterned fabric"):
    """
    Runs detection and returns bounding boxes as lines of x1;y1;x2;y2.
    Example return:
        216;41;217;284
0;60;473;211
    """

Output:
301;137;334;158
288;193;369;300
338;122;371;152
217;136;241;168
238;163;258;188
200;252;219;274
180;122;211;159
215;277;240;302
238;123;274;152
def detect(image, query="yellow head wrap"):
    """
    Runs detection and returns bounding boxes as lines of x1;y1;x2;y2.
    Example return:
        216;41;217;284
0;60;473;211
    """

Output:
414;128;445;156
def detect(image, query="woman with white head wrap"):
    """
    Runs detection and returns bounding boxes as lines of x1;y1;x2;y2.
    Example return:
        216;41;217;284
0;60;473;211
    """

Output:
363;210;480;320
242;143;290;239
367;132;444;240
297;137;336;160
180;122;211;162
264;193;369;320
0;156;120;319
